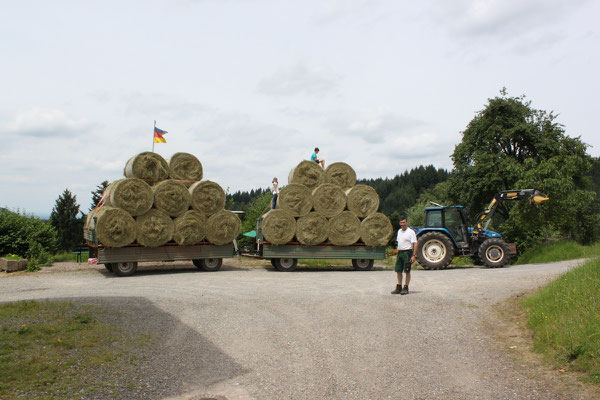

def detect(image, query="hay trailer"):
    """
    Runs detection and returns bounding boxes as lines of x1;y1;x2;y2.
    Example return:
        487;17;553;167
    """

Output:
252;218;386;271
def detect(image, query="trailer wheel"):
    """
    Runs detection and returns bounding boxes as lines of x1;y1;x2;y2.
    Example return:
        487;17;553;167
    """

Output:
352;259;374;271
416;232;454;270
193;258;223;272
113;262;137;276
104;263;114;272
270;259;277;267
274;258;298;272
478;238;511;268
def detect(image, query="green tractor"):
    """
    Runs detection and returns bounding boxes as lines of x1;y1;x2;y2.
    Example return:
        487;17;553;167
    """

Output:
415;189;549;269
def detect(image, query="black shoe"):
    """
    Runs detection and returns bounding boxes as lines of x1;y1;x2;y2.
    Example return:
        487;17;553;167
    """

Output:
400;286;409;295
391;284;402;295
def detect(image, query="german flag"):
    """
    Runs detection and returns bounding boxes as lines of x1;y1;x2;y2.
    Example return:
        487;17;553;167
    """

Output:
154;127;167;143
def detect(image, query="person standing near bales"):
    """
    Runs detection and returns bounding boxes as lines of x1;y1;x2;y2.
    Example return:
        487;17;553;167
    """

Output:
391;217;418;295
271;177;279;209
311;147;325;169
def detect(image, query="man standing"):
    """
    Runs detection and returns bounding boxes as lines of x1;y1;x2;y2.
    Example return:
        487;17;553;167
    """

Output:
391;217;418;295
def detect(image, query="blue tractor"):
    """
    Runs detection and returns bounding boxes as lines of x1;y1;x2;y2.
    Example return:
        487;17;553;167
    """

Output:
415;189;549;269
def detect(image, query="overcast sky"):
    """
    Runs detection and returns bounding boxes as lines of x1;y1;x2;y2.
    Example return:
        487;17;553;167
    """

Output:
2;0;599;217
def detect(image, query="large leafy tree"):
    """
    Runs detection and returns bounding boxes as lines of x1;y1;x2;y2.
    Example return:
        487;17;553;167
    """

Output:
90;180;109;211
449;89;599;247
50;189;84;251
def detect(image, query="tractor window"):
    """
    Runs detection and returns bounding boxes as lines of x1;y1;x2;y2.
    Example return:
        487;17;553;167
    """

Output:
426;210;443;228
445;208;466;243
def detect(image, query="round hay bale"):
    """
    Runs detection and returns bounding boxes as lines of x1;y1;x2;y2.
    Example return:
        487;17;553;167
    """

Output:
296;212;328;245
105;178;154;217
261;209;296;245
124;152;169;184
168;152;203;187
328;211;360;246
345;184;380;217
95;206;136;248
312;183;346;217
360;212;394;246
153;179;191;217
189;180;226;216
135;209;174;247
278;183;313;217
288;160;325;189
325;162;356;190
84;208;100;232
173;210;207;245
206;210;241;246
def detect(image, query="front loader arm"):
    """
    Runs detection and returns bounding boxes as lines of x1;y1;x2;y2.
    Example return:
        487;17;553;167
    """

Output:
475;189;549;232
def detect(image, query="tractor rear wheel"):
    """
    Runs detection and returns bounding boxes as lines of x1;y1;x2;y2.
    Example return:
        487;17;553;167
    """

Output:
478;238;511;268
416;232;454;270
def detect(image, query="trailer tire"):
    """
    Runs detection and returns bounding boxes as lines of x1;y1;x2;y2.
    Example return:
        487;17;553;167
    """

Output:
416;232;454;270
113;261;137;276
352;258;374;271
478;238;511;268
104;263;114;272
274;258;298;272
270;259;277;267
193;258;223;272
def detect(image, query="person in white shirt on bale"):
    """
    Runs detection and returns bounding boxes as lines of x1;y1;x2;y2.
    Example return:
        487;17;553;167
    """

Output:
391;217;418;295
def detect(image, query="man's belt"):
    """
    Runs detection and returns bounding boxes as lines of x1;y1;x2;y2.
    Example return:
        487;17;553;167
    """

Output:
398;249;412;252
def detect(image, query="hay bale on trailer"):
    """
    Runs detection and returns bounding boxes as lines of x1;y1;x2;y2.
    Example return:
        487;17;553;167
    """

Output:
277;183;313;217
189;180;226;216
345;184;380;218
124;152;169;184
324;162;356;190
206;210;241;246
328;211;361;246
173;210;207;246
360;212;393;246
288;160;325;189
312;183;346;218
103;178;153;217
296;212;329;246
94;206;136;248
153;179;191;217
261;209;296;245
168;152;203;187
135;209;174;247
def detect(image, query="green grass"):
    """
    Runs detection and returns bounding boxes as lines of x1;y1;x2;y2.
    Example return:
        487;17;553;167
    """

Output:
0;300;150;399
0;254;25;260
522;258;600;384
298;259;355;269
515;241;600;264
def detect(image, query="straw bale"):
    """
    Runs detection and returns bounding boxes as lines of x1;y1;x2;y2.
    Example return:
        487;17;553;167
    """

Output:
124;152;169;184
345;184;380;217
328;211;361;246
135;209;174;247
94;206;136;248
168;152;203;187
104;178;154;217
296;212;328;246
189;180;226;215
312;183;346;217
288;160;325;189
278;183;313;217
261;209;296;245
153;179;191;217
173;210;207;245
206;210;241;246
360;212;393;246
325;162;356;190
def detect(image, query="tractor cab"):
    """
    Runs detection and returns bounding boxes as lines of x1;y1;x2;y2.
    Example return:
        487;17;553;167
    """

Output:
421;206;471;255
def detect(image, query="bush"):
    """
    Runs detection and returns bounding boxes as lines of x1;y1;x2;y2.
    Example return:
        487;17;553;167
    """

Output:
0;209;57;258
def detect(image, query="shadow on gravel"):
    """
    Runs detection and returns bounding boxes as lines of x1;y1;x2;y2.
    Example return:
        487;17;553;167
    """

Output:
45;296;247;399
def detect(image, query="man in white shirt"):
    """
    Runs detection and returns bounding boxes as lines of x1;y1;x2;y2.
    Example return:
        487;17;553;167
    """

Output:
391;217;418;295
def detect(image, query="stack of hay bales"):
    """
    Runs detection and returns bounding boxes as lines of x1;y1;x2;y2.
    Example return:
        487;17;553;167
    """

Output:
262;160;393;246
86;152;240;248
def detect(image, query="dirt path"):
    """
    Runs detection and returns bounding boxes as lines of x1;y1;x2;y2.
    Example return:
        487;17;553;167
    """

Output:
0;259;596;399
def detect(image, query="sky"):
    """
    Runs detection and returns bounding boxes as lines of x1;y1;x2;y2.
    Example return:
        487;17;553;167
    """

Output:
1;0;599;218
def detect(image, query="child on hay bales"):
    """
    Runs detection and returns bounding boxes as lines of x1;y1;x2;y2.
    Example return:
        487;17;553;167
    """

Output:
271;177;279;209
311;147;325;169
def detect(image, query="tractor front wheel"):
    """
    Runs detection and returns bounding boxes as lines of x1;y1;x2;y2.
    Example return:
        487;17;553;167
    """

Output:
478;238;511;268
416;232;455;270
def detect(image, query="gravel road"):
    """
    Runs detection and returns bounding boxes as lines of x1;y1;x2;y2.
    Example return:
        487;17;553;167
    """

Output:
0;259;596;400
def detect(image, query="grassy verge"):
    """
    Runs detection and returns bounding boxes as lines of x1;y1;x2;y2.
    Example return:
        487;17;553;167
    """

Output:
521;258;600;384
515;241;600;264
0;300;150;399
298;259;355;269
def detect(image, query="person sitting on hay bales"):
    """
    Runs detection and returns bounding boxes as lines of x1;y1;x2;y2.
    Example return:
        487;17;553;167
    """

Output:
311;147;325;169
271;177;279;209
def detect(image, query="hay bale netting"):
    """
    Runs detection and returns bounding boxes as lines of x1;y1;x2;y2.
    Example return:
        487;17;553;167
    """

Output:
360;212;394;246
135;209;174;247
261;209;296;245
312;183;346;217
124;152;169;184
328;211;361;246
105;178;154;216
296;212;329;246
277;183;313;217
206;210;241;246
173;210;207;245
288;160;325;190
94;206;136;248
153;179;191;217
189;180;226;215
345;184;380;218
168;152;203;187
324;162;356;190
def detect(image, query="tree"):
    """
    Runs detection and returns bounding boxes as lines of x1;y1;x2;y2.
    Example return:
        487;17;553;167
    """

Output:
449;89;598;248
238;192;272;247
90;180;109;210
50;189;83;251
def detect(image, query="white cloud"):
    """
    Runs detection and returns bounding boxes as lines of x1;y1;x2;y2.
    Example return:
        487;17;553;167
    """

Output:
1;108;93;138
258;62;342;96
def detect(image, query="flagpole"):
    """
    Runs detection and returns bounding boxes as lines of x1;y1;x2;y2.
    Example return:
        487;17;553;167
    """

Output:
152;120;156;152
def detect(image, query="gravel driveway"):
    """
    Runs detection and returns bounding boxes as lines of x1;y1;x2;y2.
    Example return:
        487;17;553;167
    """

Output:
0;259;595;400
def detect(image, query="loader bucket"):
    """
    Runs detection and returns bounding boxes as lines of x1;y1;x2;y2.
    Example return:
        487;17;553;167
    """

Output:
530;190;549;205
